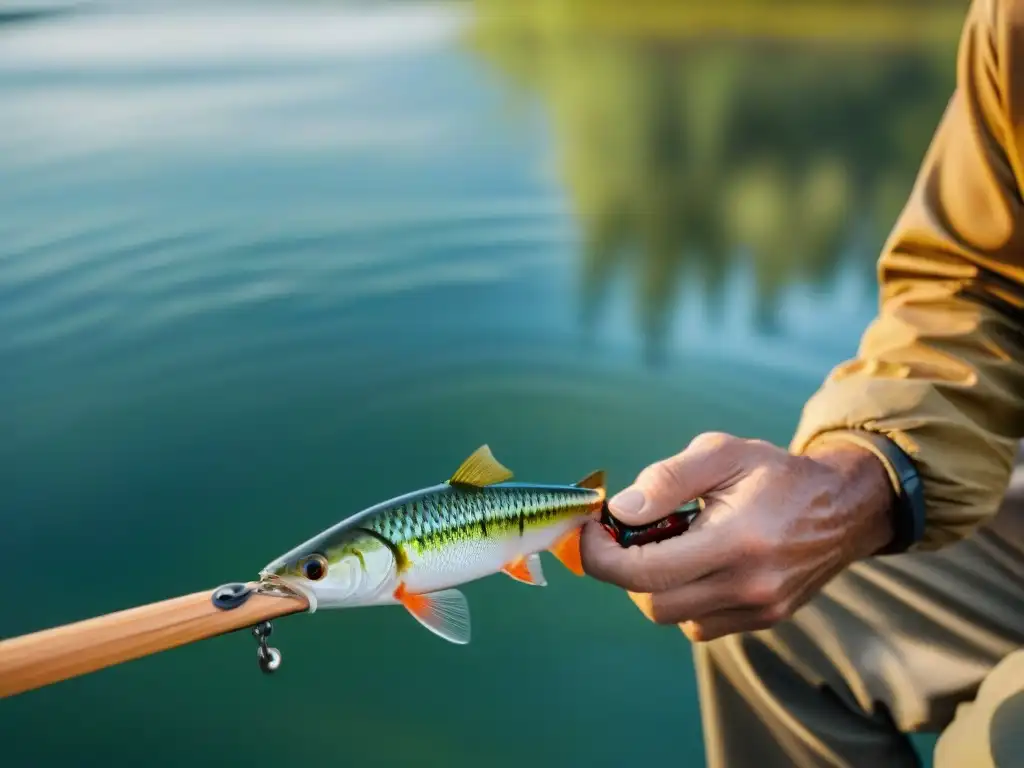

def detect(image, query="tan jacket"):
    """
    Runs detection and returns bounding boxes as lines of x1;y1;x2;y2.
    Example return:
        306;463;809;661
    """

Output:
791;0;1024;550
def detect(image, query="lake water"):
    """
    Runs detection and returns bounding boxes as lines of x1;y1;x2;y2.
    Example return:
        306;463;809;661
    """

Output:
0;1;961;765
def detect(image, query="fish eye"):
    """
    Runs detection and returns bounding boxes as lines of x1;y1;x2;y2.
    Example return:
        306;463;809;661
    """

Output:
298;554;328;581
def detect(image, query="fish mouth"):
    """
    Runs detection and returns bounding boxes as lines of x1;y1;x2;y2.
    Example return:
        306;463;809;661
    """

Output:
257;572;319;613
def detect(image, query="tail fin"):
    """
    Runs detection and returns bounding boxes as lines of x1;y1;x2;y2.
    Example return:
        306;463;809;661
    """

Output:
575;470;606;510
574;469;605;492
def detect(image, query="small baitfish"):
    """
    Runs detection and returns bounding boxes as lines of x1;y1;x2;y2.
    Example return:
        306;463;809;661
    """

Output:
258;445;606;645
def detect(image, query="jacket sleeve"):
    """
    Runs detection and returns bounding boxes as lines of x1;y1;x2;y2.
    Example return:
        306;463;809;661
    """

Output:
790;0;1024;550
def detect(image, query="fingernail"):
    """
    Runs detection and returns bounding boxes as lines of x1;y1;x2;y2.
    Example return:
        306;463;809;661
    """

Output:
610;488;645;517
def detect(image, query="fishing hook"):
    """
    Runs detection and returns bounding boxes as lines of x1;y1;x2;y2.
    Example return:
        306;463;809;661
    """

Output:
210;582;282;675
252;621;281;674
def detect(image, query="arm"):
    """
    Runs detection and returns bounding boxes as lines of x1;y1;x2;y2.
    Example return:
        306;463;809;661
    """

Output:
792;0;1024;550
580;0;1024;641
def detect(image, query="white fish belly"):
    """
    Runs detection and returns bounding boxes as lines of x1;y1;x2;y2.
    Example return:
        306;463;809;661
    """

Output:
401;513;589;594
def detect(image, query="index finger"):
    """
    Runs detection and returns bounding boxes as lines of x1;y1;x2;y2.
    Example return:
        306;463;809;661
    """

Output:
579;510;730;593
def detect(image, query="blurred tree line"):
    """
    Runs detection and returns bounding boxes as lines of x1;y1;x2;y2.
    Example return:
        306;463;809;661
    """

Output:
464;0;967;356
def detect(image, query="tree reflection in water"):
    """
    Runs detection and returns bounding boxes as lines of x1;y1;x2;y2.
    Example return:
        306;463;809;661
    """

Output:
465;0;964;363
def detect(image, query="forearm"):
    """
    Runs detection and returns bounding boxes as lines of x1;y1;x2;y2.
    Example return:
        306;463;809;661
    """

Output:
793;274;1024;553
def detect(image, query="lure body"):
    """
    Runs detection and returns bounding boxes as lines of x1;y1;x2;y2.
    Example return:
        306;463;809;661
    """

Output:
259;445;605;644
369;480;601;593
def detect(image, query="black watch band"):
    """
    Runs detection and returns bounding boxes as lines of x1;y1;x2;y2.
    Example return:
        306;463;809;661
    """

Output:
811;430;925;554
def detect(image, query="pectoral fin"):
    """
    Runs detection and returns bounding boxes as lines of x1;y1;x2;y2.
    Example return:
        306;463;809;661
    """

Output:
502;553;547;586
549;527;584;576
394;584;471;645
448;445;514;488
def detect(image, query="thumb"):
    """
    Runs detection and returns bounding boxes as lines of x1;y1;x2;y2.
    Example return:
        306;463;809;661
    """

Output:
608;432;745;524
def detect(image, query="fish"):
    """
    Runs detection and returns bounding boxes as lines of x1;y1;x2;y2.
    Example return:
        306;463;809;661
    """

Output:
258;444;606;645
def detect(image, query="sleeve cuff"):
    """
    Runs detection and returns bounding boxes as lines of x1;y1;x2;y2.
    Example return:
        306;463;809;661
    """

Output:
801;430;926;554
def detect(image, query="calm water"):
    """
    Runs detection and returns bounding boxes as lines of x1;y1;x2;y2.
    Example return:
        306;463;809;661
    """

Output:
0;1;960;765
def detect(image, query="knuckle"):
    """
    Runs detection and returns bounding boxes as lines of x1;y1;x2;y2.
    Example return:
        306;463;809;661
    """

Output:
623;569;659;594
638;458;684;493
745;438;778;455
626;547;679;593
688;431;750;477
689;431;737;455
582;543;660;593
760;601;792;625
743;573;784;606
682;621;705;642
647;594;679;625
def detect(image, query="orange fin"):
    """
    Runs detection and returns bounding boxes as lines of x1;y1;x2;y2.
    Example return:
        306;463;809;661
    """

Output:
393;583;471;644
574;469;605;491
549;527;584;576
502;553;547;586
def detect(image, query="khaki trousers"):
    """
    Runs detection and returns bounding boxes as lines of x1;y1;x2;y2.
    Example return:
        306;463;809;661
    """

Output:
694;457;1024;767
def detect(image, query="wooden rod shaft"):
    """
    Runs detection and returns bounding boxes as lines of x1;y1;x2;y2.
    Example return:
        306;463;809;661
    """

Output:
0;584;308;699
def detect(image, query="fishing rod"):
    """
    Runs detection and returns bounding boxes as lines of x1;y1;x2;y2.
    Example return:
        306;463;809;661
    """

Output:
0;582;308;699
0;446;703;700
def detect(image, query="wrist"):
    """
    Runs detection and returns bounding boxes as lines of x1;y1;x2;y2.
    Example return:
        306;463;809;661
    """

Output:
804;439;897;557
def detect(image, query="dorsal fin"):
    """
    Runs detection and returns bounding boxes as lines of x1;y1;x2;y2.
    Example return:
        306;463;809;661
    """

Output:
574;469;606;492
448;445;514;488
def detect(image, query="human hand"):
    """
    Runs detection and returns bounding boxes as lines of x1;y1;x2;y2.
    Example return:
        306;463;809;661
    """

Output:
580;433;895;641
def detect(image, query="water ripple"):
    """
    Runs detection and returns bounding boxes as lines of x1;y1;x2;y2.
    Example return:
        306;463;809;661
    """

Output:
0;204;574;361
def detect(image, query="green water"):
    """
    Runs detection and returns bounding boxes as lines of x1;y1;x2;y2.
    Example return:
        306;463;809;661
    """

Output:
0;1;960;765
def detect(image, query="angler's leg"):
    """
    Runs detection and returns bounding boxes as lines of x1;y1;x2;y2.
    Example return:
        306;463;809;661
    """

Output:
933;649;1024;768
693;466;1024;768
